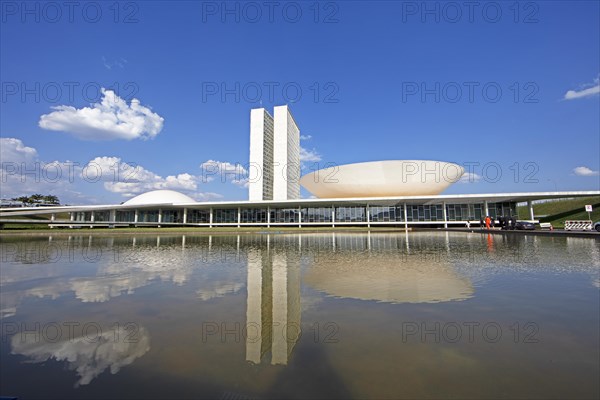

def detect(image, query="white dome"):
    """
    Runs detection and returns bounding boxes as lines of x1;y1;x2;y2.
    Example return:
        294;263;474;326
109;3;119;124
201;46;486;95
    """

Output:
122;190;195;206
300;160;464;198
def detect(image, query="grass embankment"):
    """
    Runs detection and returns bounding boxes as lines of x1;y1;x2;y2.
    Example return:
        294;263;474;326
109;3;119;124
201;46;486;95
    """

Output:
517;196;600;228
0;214;51;229
0;212;71;230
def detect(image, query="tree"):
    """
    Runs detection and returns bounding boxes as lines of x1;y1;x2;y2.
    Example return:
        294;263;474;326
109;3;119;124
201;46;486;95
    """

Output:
30;194;44;203
43;195;60;204
10;194;61;205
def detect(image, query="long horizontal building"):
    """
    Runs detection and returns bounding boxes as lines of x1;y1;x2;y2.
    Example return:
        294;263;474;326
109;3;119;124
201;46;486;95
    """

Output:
2;108;598;229
1;190;598;229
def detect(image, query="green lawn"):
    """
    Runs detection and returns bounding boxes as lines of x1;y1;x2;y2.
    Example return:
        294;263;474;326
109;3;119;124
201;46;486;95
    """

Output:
517;196;600;228
0;223;52;230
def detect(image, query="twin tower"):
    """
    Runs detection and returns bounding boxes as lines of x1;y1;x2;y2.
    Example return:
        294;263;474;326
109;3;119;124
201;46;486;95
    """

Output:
249;105;301;202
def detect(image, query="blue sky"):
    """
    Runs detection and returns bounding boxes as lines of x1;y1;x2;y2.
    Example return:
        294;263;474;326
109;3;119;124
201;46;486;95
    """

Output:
1;0;599;204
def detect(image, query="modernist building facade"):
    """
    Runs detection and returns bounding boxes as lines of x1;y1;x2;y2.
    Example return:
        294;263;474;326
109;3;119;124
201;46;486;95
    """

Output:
2;189;599;229
249;105;300;202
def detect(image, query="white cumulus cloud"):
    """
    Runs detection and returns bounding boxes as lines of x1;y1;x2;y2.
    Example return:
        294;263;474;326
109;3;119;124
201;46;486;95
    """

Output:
0;138;220;203
193;192;224;201
459;172;482;184
0;137;90;203
573;166;599;176
200;160;248;188
564;77;600;100
93;156;201;197
300;147;322;162
39;89;164;140
0;137;38;163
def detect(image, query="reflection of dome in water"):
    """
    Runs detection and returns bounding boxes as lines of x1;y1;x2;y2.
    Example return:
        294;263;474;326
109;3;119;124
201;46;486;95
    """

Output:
304;256;473;304
123;190;195;206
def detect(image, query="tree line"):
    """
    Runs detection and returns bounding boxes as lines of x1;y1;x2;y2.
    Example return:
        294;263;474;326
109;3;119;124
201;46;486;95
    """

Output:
11;194;60;205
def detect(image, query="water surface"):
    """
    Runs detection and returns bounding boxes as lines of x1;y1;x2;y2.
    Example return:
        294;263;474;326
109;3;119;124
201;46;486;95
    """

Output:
1;232;598;399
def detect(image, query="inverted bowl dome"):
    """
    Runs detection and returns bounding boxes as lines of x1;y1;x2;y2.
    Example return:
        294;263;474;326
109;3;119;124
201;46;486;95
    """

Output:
300;160;464;198
123;190;195;206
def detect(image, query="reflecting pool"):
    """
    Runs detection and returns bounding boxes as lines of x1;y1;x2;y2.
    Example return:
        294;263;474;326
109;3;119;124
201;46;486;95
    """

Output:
1;232;599;399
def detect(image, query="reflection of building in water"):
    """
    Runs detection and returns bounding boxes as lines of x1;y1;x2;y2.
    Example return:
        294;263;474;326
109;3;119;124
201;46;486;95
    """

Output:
304;234;474;304
0;235;248;318
246;248;272;363
246;243;300;365
305;259;473;304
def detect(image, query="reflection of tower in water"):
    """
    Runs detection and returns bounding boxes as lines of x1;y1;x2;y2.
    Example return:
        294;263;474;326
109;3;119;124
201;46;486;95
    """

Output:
246;240;301;365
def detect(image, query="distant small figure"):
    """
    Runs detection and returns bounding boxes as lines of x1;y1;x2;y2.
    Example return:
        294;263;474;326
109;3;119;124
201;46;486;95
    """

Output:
485;216;491;229
466;220;471;229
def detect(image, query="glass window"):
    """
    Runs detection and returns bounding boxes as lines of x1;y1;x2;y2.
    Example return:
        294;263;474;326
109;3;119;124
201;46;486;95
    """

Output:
139;210;159;222
302;207;332;223
162;210;182;223
116;210;134;222
214;209;237;223
335;207;366;222
93;211;110;222
370;206;390;222
271;208;299;223
188;209;210;223
241;208;267;223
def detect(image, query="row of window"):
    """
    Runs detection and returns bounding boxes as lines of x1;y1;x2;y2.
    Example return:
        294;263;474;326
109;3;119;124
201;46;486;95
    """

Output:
407;205;443;222
445;202;516;221
72;202;517;223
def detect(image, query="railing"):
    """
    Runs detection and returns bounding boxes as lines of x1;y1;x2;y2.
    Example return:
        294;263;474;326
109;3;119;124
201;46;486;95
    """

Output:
564;220;592;231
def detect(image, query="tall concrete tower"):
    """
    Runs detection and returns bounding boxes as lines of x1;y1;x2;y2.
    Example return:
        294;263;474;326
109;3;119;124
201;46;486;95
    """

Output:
249;108;274;201
249;105;300;201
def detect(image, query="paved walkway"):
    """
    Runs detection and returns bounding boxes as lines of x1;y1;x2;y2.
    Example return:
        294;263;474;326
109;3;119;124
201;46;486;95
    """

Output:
438;227;600;238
